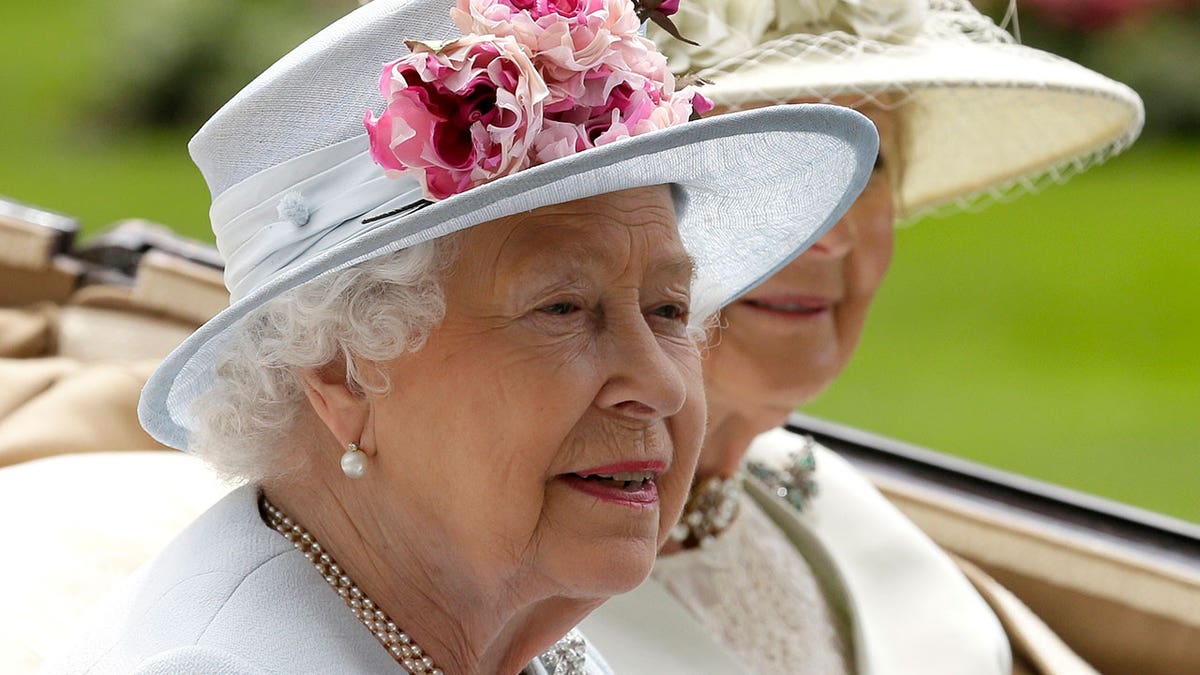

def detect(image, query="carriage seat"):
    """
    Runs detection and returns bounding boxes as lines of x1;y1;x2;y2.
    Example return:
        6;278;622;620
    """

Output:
1;210;227;466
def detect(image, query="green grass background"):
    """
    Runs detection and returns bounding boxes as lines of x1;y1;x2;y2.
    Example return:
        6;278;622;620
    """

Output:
3;3;1197;521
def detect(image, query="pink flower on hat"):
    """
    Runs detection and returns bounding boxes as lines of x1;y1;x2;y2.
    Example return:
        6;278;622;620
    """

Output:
365;36;549;200
453;0;642;76
453;0;641;45
367;0;709;200
533;66;709;163
454;0;677;122
656;0;680;15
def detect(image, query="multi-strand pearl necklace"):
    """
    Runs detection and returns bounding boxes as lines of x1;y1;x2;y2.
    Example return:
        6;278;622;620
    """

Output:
260;495;446;674
260;494;588;675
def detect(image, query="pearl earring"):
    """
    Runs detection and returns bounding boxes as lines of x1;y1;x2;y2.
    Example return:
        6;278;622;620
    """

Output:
340;442;368;479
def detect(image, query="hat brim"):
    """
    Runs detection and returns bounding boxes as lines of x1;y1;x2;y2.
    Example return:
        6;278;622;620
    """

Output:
139;104;879;450
700;40;1144;218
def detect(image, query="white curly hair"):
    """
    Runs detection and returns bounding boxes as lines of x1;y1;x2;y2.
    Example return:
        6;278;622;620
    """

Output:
188;236;459;483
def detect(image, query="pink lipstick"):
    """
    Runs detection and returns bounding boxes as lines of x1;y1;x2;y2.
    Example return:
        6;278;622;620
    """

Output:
559;461;665;507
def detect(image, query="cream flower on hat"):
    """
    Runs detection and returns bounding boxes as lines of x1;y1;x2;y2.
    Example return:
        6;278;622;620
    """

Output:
656;0;776;72
818;0;926;42
659;0;927;72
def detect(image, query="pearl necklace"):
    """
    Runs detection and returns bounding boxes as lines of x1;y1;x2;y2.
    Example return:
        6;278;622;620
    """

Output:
260;494;588;675
260;495;446;674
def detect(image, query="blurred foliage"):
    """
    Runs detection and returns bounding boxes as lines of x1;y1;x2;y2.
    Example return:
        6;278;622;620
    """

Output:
977;0;1200;137
93;0;354;130
1084;11;1200;135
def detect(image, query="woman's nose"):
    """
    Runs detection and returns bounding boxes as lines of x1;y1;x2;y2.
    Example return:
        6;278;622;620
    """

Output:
595;316;689;422
806;214;857;259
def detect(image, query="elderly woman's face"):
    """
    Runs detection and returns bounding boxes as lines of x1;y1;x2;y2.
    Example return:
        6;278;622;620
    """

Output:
705;103;898;413
365;186;704;598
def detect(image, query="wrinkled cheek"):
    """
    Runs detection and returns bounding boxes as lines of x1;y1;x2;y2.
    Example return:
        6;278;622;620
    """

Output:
657;465;694;544
669;353;705;446
675;409;705;478
659;397;706;541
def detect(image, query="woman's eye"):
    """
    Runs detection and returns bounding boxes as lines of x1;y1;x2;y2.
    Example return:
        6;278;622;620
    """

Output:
651;304;688;321
540;301;579;316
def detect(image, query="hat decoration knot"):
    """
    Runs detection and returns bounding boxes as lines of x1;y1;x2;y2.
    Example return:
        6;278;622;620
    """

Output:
365;0;712;200
275;191;311;227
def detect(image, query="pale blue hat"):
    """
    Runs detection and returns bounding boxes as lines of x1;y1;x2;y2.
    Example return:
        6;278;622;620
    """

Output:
138;0;878;450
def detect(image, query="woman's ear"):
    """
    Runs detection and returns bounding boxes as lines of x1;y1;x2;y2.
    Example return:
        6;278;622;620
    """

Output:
299;358;370;452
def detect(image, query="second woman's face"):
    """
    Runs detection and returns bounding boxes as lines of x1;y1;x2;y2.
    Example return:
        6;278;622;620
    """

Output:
705;103;898;416
366;185;705;601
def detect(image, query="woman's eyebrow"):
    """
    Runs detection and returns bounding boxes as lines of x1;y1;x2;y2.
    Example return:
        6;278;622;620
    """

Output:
650;254;697;285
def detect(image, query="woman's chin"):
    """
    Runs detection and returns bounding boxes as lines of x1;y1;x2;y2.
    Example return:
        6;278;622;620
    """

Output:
555;539;659;597
536;479;665;593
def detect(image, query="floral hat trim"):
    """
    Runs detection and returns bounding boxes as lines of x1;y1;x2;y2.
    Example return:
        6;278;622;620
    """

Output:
365;0;712;201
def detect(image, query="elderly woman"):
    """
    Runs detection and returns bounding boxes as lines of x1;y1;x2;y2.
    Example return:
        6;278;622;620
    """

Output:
583;1;1144;674
41;1;878;674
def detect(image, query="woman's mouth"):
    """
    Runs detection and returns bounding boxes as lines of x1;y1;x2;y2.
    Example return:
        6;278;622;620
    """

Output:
559;462;663;506
740;295;833;318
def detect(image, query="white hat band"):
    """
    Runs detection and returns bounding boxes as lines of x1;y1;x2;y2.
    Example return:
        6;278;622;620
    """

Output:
212;135;426;303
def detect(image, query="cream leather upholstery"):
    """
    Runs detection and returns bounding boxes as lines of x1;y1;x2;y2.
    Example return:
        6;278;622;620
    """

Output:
0;212;82;306
873;474;1200;674
1;223;228;466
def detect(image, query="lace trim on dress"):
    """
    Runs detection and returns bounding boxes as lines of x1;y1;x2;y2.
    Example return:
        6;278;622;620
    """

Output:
653;492;850;675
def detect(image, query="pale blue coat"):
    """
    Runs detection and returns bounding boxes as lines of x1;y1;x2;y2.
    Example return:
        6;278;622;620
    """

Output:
42;486;612;675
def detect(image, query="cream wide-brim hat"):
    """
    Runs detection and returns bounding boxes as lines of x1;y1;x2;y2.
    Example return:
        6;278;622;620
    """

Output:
656;0;1145;219
137;0;879;451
